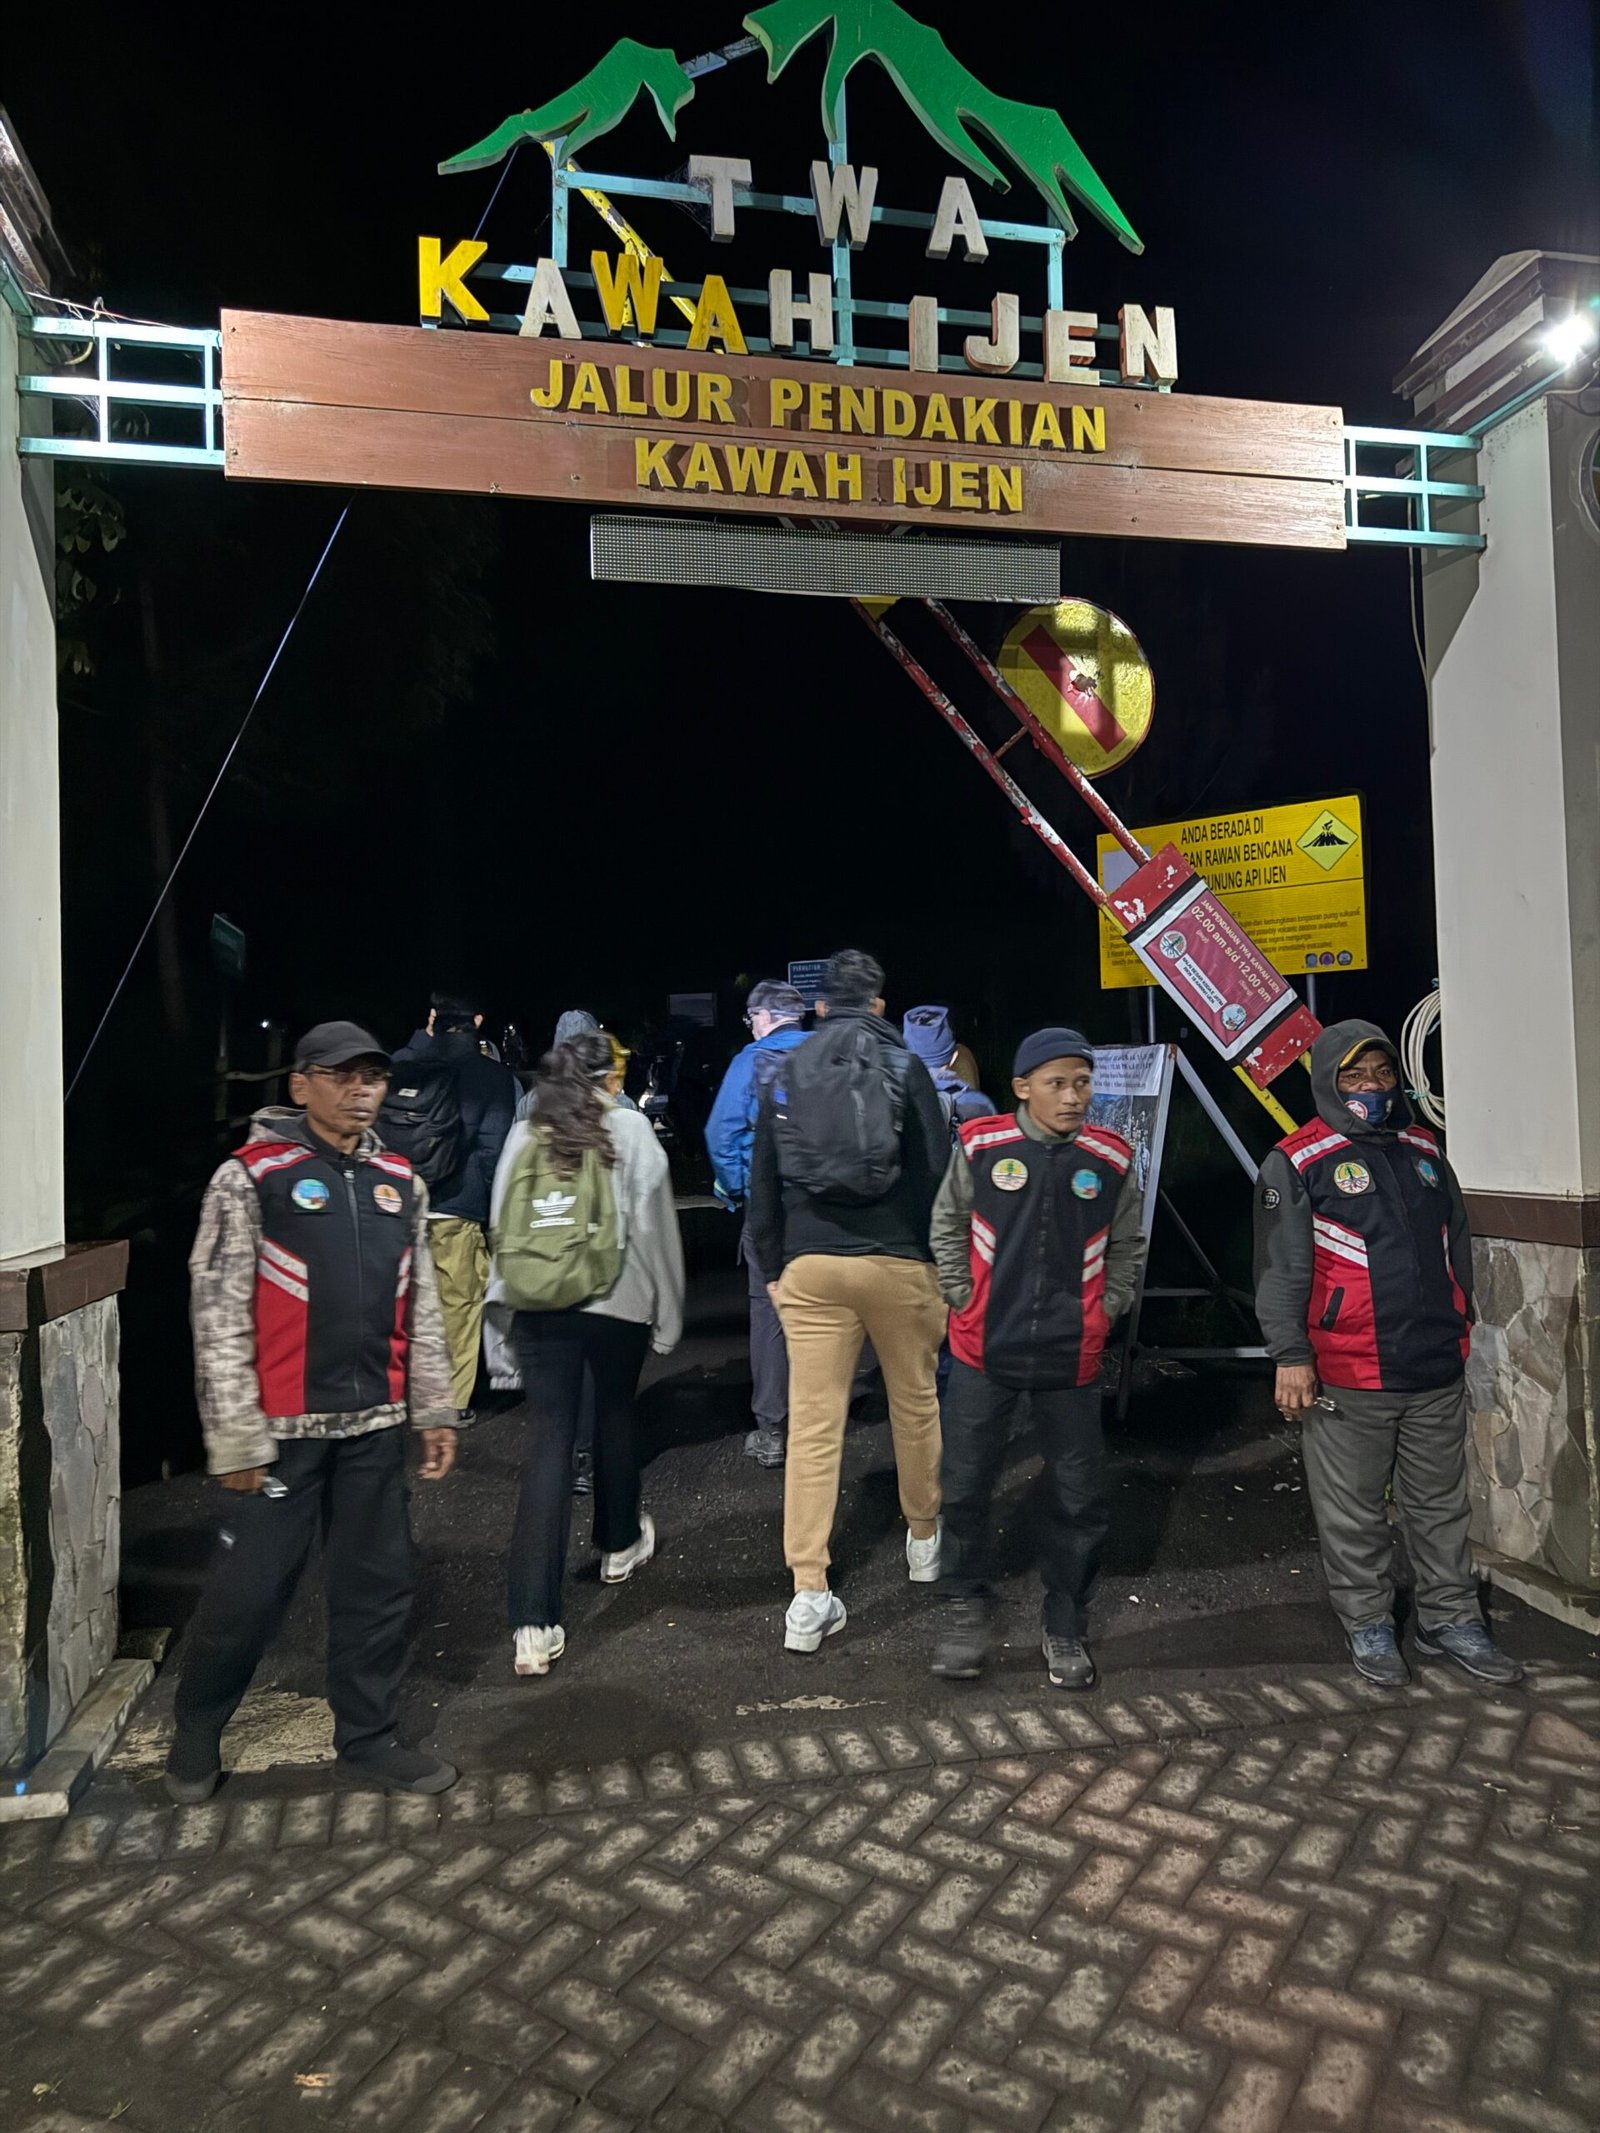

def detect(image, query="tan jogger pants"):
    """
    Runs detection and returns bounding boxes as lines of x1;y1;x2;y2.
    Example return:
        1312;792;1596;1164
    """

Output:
776;1252;946;1593
429;1215;489;1411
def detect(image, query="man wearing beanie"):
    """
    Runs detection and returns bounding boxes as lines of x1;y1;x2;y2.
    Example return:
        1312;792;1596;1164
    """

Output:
929;1028;1145;1688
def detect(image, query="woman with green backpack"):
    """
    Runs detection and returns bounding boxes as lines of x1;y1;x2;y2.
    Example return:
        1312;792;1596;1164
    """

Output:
488;1030;685;1676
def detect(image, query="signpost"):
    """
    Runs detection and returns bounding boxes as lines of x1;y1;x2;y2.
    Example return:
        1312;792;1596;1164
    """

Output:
787;959;829;1008
1098;795;1366;986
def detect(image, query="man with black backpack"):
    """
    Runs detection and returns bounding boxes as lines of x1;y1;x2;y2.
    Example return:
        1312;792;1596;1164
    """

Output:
748;949;949;1653
388;993;517;1425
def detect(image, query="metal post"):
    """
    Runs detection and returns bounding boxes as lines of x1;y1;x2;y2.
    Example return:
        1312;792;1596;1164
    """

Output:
830;85;855;367
1305;971;1319;1020
1172;1047;1259;1183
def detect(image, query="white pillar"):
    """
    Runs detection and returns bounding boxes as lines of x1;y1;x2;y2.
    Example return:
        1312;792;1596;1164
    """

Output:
1405;253;1600;1609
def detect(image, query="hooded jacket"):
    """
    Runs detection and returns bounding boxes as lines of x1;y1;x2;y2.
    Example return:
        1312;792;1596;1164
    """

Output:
902;1005;994;1138
706;1019;810;1204
189;1107;454;1476
1253;1019;1473;1392
390;1026;518;1226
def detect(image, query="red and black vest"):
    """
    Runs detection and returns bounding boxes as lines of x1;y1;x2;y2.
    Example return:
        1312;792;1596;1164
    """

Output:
1277;1118;1469;1392
235;1136;418;1417
949;1113;1133;1389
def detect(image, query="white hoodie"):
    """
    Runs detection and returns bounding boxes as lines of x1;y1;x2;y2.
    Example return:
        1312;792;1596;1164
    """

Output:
487;1100;686;1353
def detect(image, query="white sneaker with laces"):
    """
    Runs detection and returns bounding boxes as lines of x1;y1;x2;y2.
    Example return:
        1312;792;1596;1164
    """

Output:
906;1520;942;1583
785;1589;847;1652
601;1512;656;1585
514;1625;565;1676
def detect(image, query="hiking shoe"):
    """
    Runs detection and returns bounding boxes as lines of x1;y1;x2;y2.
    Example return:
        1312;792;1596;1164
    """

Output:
1042;1632;1097;1691
454;1406;477;1429
514;1625;566;1676
1349;1622;1409;1687
744;1427;786;1468
785;1589;847;1653
163;1730;222;1805
906;1521;942;1584
601;1512;656;1585
571;1451;593;1497
1415;1621;1525;1684
931;1597;989;1679
338;1743;458;1794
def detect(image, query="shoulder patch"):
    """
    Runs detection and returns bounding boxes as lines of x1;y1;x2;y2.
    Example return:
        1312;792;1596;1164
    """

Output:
1075;1126;1132;1174
368;1151;414;1180
961;1113;1022;1153
236;1141;313;1183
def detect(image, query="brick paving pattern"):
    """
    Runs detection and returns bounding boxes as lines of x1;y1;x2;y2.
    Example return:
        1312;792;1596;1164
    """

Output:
1;1663;1596;2133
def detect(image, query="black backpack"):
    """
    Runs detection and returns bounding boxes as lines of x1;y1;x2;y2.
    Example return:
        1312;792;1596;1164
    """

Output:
774;1020;909;1204
378;1057;466;1190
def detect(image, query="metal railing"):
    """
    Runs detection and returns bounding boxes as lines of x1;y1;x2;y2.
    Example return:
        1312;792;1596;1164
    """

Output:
17;315;224;468
1342;424;1483;550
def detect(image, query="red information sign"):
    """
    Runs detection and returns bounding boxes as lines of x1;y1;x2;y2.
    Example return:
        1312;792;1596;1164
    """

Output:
1108;845;1321;1086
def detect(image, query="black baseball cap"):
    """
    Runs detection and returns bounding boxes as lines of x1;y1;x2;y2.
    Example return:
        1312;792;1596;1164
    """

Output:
293;1020;390;1071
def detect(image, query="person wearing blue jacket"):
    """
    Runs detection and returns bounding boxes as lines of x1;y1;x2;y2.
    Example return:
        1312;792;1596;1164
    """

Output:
902;1006;994;1140
707;980;810;1467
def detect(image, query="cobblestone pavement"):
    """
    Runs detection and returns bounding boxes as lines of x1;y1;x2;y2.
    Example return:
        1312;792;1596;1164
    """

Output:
2;1662;1597;2133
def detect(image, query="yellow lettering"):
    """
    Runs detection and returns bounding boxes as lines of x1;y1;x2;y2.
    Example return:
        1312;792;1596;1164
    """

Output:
824;451;863;501
635;437;677;489
921;393;957;441
1007;398;1023;445
650;368;691;418
1030;402;1065;450
591;249;664;338
418;236;489;323
949;462;982;509
529;360;566;410
681;440;725;491
726;444;778;495
778;450;819;499
1071;404;1106;452
807;381;835;432
686;273;747;354
986;464;1023;512
839;386;876;435
770;377;804;426
882;389;916;438
567;361;609;415
615;366;647;415
911;460;945;507
961;396;1000;444
892;456;908;504
697;372;735;424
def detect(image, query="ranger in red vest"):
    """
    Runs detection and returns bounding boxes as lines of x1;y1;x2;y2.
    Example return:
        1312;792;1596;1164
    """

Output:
1254;1018;1520;1688
166;1022;461;1804
929;1028;1146;1690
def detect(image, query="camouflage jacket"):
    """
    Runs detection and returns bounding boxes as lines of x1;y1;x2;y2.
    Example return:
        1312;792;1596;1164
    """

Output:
189;1107;454;1475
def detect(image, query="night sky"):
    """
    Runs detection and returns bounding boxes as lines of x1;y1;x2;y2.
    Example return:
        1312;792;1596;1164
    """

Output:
9;0;1598;1205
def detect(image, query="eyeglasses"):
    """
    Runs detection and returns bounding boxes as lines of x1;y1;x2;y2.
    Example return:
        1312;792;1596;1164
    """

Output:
305;1062;392;1089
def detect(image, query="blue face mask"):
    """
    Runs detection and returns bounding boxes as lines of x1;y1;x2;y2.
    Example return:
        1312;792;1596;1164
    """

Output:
1343;1086;1399;1127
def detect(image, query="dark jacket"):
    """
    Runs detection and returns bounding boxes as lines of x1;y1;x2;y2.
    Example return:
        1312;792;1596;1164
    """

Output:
1253;1018;1473;1393
391;1028;517;1227
748;1009;948;1280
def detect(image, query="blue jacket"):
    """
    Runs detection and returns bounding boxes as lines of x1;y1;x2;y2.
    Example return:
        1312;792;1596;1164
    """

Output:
706;1023;809;1203
391;1028;517;1226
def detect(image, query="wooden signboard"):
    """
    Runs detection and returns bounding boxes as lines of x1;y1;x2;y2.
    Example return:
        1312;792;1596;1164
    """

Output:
222;310;1346;552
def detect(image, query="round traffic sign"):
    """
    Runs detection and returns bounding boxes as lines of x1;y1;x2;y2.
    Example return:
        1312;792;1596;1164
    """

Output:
998;599;1154;776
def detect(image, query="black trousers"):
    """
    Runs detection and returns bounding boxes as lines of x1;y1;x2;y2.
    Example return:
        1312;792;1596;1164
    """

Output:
937;1359;1108;1637
509;1311;651;1628
173;1428;415;1757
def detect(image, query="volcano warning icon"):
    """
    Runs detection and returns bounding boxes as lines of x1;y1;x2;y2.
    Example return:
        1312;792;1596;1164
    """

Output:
1297;808;1359;872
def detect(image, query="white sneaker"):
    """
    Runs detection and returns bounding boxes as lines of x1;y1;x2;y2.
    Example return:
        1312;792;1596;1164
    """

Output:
906;1520;942;1583
601;1512;656;1585
785;1589;847;1652
514;1625;565;1676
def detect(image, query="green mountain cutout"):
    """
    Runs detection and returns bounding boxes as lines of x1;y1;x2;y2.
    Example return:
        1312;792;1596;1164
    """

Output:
744;0;1141;250
439;38;695;173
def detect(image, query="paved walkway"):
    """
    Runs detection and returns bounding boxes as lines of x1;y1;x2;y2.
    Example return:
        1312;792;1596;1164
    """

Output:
4;1661;1597;2133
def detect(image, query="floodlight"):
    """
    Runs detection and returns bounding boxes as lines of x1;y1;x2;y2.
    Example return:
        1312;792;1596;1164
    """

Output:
1542;312;1598;367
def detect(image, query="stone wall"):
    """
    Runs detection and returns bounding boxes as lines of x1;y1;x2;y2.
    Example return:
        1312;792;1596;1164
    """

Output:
0;1295;122;1767
1467;1234;1600;1591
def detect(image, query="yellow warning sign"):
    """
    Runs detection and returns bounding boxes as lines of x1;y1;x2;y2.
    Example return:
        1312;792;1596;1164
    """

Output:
1099;794;1367;989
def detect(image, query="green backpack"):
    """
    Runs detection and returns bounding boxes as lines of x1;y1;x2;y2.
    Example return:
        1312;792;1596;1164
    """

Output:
493;1128;623;1311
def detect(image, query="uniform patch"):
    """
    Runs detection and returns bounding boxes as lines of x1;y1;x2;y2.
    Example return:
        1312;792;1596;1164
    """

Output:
1333;1160;1372;1196
1416;1157;1440;1189
290;1177;330;1212
1260;1186;1281;1210
373;1181;404;1215
1072;1168;1102;1200
991;1156;1028;1192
